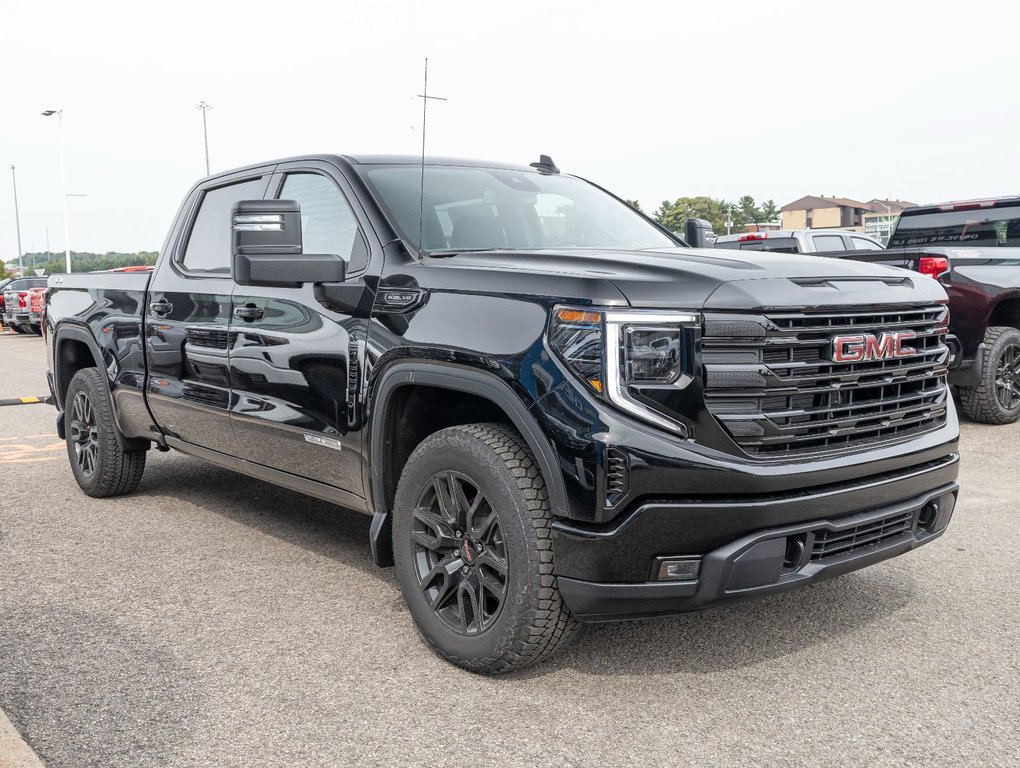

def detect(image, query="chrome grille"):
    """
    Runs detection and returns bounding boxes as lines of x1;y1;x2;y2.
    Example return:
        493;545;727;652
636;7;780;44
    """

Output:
702;304;950;458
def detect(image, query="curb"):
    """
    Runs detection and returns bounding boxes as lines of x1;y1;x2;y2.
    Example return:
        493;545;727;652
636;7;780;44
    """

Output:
0;708;45;767
0;397;52;407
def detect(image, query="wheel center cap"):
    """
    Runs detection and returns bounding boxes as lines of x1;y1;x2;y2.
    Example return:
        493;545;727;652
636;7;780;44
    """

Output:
462;538;476;565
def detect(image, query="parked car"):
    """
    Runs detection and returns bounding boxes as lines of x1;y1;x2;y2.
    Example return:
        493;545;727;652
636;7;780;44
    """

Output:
809;198;1020;424
45;154;960;673
0;277;11;328
714;229;885;254
2;276;48;334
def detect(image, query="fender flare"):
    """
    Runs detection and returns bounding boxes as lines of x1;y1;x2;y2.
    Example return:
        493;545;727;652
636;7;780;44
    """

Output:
369;362;569;519
52;323;149;451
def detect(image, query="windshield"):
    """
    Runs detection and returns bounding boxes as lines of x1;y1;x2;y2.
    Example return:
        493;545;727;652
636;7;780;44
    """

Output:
889;204;1020;248
358;164;676;253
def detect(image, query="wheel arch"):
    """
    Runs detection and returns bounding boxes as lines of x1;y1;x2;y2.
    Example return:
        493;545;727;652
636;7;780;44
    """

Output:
988;294;1020;330
368;362;569;522
52;323;148;450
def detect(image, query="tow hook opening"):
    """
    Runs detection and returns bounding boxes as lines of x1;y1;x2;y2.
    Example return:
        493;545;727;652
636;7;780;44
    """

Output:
783;534;807;571
918;501;939;531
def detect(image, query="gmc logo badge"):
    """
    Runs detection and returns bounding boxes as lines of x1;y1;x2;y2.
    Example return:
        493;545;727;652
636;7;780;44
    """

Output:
831;331;917;363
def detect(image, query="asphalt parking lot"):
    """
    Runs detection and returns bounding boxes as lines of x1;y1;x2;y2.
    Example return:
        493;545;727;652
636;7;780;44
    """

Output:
0;331;1017;768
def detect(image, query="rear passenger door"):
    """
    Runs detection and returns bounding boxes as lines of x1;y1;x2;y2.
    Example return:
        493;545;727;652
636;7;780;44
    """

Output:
145;170;271;454
227;161;377;505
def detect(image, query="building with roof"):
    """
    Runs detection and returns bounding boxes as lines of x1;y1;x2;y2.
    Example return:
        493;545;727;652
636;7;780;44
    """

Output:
862;199;917;243
780;195;874;231
780;196;917;242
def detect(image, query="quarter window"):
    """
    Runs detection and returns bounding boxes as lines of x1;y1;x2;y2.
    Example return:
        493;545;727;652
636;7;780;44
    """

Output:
182;177;265;272
279;174;366;271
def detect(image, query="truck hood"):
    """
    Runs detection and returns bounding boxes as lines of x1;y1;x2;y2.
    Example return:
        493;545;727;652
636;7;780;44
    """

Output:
437;247;948;310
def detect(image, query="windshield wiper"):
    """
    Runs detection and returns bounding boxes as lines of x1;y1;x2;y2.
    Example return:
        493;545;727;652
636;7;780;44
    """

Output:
425;248;507;258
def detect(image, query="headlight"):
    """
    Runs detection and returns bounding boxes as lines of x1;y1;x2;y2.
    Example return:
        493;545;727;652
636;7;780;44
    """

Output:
549;307;700;435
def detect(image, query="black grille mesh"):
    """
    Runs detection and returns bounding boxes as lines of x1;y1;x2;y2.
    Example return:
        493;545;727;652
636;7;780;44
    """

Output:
702;304;949;458
811;511;914;561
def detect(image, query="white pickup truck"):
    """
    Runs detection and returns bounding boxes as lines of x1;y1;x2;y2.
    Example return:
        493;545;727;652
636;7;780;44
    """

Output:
714;229;884;254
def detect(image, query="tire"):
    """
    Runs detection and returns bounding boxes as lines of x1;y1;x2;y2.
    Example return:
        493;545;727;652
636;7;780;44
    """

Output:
958;326;1020;424
393;423;579;674
10;324;26;334
64;367;147;497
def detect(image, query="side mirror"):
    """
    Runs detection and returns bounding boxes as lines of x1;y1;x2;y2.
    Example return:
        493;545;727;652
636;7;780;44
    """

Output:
231;199;345;287
684;218;716;249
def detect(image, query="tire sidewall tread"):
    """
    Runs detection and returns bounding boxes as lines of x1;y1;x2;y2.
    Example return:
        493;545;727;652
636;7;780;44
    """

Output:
64;367;146;498
958;326;1020;424
393;423;578;674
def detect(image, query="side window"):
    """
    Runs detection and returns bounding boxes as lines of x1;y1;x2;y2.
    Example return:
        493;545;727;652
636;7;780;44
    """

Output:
279;173;366;271
851;237;883;251
811;235;846;252
181;177;265;272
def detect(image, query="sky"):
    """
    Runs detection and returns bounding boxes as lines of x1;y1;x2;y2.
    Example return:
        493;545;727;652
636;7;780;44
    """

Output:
1;0;1019;265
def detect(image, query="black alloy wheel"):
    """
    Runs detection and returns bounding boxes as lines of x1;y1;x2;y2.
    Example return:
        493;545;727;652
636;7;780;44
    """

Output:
994;340;1020;411
411;470;508;635
959;327;1020;424
64;367;147;497
393;423;578;673
69;390;99;478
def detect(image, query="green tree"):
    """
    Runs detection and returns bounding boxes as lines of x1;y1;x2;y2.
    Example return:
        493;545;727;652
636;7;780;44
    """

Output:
737;195;761;224
21;250;158;275
623;199;642;212
654;196;732;235
760;199;779;223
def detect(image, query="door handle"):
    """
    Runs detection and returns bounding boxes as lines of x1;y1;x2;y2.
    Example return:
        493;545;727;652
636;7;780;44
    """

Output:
234;305;264;322
149;299;173;316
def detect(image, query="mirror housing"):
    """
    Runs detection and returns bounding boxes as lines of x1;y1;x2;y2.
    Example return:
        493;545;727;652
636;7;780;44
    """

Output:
684;218;717;249
231;199;346;287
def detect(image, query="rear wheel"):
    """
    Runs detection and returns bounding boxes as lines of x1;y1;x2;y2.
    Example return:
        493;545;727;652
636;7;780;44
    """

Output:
10;324;27;334
959;326;1020;424
64;367;147;497
393;423;578;674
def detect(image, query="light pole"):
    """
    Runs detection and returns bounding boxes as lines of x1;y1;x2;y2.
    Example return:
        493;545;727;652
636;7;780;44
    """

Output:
9;165;23;276
42;109;72;273
196;101;212;176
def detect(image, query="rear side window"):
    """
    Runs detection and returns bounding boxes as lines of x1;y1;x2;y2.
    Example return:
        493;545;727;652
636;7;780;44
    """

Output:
811;235;846;252
182;177;265;272
889;205;1020;248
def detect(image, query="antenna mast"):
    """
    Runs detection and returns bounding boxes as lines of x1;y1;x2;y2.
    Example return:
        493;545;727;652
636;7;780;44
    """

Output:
416;58;447;255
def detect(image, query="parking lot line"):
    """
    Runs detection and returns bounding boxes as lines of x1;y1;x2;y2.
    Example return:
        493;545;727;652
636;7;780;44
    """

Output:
0;438;64;465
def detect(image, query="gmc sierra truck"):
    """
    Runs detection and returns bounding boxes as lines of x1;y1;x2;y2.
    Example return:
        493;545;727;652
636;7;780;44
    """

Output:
45;154;960;673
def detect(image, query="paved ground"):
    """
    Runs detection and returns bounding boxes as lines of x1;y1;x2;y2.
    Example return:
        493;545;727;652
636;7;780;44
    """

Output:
0;332;1016;767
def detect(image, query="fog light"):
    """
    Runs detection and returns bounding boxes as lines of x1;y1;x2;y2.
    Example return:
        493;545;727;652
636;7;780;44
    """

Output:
655;558;701;581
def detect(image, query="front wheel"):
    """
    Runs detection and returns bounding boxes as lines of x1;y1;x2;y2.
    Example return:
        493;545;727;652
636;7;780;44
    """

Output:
393;423;579;674
958;326;1020;424
64;367;147;497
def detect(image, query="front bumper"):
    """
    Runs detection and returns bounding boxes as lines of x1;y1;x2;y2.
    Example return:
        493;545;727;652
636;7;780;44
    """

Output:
553;456;959;621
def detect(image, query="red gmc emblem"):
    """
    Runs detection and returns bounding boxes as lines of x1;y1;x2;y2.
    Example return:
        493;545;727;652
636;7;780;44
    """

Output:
831;331;917;363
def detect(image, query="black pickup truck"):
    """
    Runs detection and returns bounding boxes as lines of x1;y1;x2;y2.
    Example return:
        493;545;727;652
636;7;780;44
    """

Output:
45;154;960;673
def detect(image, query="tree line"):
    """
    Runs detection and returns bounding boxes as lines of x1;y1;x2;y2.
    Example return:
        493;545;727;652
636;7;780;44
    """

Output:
626;196;780;235
3;251;158;278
